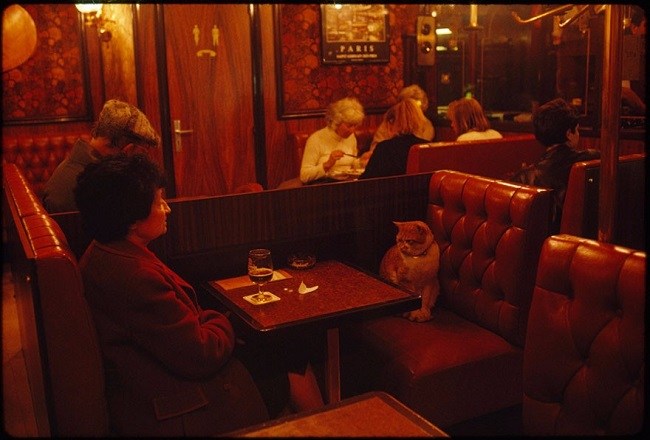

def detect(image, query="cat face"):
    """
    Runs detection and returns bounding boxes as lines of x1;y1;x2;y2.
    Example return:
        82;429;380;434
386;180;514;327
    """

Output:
394;221;434;256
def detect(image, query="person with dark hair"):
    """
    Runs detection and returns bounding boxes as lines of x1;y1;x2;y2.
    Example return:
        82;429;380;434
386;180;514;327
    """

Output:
43;99;160;213
509;98;600;234
74;154;271;436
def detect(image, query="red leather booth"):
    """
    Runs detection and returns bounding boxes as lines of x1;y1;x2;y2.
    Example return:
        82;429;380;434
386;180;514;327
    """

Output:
342;170;552;429
2;134;90;198
523;234;645;435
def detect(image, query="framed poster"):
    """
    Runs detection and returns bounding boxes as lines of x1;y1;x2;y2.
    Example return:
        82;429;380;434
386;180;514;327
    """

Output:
321;4;389;65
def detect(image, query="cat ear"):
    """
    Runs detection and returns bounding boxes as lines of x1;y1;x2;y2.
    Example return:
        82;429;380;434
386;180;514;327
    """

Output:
416;221;431;233
393;221;403;228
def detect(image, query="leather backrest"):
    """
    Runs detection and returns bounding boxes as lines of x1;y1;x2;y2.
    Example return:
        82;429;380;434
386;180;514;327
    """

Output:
3;163;109;436
2;134;90;198
523;234;645;436
406;133;544;179
560;153;645;250
427;170;551;347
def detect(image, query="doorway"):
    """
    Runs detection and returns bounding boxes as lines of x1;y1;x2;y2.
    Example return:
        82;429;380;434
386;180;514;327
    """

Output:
159;4;257;197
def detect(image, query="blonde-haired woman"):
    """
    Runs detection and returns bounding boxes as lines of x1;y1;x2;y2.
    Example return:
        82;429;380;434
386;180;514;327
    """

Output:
447;97;502;141
300;97;365;184
359;98;431;179
367;84;435;156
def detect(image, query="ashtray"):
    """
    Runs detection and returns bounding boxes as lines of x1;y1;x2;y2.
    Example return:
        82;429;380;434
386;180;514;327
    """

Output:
288;254;316;270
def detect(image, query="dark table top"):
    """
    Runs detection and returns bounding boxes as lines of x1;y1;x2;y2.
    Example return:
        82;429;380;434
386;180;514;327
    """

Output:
203;260;420;333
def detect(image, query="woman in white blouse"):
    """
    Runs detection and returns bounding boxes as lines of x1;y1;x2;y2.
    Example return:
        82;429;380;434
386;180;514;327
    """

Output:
300;97;365;184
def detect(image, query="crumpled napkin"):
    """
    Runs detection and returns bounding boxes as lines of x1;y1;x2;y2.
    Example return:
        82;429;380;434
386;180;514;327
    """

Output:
298;281;318;294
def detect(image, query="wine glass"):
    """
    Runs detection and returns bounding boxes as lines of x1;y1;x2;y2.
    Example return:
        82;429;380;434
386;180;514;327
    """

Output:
248;248;274;302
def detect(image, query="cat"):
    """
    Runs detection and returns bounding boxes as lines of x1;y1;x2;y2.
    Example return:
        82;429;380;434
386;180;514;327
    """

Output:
380;220;440;322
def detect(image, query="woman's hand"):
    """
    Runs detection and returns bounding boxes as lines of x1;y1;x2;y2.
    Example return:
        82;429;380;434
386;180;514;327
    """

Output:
324;150;344;171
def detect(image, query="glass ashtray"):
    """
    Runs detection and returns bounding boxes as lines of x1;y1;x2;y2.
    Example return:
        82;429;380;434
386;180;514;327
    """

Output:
288;254;316;270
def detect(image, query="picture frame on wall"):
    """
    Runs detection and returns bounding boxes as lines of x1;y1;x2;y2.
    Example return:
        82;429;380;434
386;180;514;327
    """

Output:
321;4;390;65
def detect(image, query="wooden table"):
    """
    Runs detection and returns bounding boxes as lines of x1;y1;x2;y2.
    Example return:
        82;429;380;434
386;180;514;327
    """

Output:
221;391;448;437
203;260;420;404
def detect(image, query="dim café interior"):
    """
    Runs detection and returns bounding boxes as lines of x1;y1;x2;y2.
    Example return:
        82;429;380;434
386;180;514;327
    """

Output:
2;3;645;438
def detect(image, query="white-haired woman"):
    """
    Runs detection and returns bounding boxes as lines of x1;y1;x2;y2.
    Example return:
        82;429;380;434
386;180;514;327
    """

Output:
299;97;365;184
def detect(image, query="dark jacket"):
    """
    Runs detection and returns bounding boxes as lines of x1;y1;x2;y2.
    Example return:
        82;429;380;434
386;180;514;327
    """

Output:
509;143;600;234
79;239;267;436
359;133;429;179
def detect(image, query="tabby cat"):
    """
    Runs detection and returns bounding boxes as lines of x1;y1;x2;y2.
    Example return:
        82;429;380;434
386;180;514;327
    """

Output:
380;221;440;322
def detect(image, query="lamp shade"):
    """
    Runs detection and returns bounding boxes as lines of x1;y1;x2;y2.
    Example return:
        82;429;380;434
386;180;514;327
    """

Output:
2;4;38;72
76;4;102;14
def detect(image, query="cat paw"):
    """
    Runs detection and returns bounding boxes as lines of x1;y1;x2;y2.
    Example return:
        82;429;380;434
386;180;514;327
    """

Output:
402;309;432;322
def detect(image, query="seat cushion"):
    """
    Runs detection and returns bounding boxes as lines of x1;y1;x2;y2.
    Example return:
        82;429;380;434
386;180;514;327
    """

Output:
346;307;523;427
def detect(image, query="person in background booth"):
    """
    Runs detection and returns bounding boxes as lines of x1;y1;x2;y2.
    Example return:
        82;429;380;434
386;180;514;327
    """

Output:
365;84;435;160
509;98;600;234
43;99;160;213
358;98;431;179
447;97;503;141
299;97;365;184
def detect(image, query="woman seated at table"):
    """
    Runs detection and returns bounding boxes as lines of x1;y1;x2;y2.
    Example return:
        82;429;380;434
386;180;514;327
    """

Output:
358;98;431;179
447;97;503;141
365;84;435;159
74;154;322;436
300;97;365;184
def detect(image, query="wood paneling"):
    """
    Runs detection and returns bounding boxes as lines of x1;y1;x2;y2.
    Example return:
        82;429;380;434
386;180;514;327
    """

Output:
52;173;433;283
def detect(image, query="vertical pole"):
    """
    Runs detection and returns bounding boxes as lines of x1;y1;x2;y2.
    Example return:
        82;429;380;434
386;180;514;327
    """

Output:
249;4;268;189
598;5;623;243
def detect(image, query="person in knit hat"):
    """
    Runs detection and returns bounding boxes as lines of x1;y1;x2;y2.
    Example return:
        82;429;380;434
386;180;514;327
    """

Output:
43;99;160;213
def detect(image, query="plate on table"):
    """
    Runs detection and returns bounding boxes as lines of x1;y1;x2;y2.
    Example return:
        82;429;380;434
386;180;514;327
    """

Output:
328;169;364;180
346;168;364;177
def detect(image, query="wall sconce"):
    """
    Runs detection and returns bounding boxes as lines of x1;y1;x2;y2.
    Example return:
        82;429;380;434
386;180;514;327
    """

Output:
76;3;113;42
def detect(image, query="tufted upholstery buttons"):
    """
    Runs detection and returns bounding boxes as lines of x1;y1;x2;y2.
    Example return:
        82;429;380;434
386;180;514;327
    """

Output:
429;170;552;347
2;134;90;198
523;234;645;436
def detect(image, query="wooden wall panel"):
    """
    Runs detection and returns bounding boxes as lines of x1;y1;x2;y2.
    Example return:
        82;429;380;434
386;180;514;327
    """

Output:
52;173;433;283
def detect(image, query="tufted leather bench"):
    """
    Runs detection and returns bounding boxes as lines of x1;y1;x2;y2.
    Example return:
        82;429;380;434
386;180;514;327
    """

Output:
3;162;109;436
2;134;90;198
342;169;552;429
523;234;645;435
3;163;270;436
405;133;544;179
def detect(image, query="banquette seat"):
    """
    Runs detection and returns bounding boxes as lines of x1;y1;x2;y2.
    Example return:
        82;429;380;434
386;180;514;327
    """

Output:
560;153;645;250
405;133;544;179
2;134;90;198
342;170;552;429
2;163;269;436
3;163;109;436
523;234;645;435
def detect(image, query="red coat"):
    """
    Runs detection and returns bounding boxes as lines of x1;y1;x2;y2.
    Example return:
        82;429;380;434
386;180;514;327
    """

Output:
79;240;267;436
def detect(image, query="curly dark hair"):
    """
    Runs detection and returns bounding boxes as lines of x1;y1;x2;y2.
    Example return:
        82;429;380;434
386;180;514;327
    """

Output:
74;153;166;243
532;98;580;146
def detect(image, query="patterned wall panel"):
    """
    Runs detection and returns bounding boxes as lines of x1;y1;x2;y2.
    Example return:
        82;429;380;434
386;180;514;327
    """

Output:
2;4;90;124
275;4;415;118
